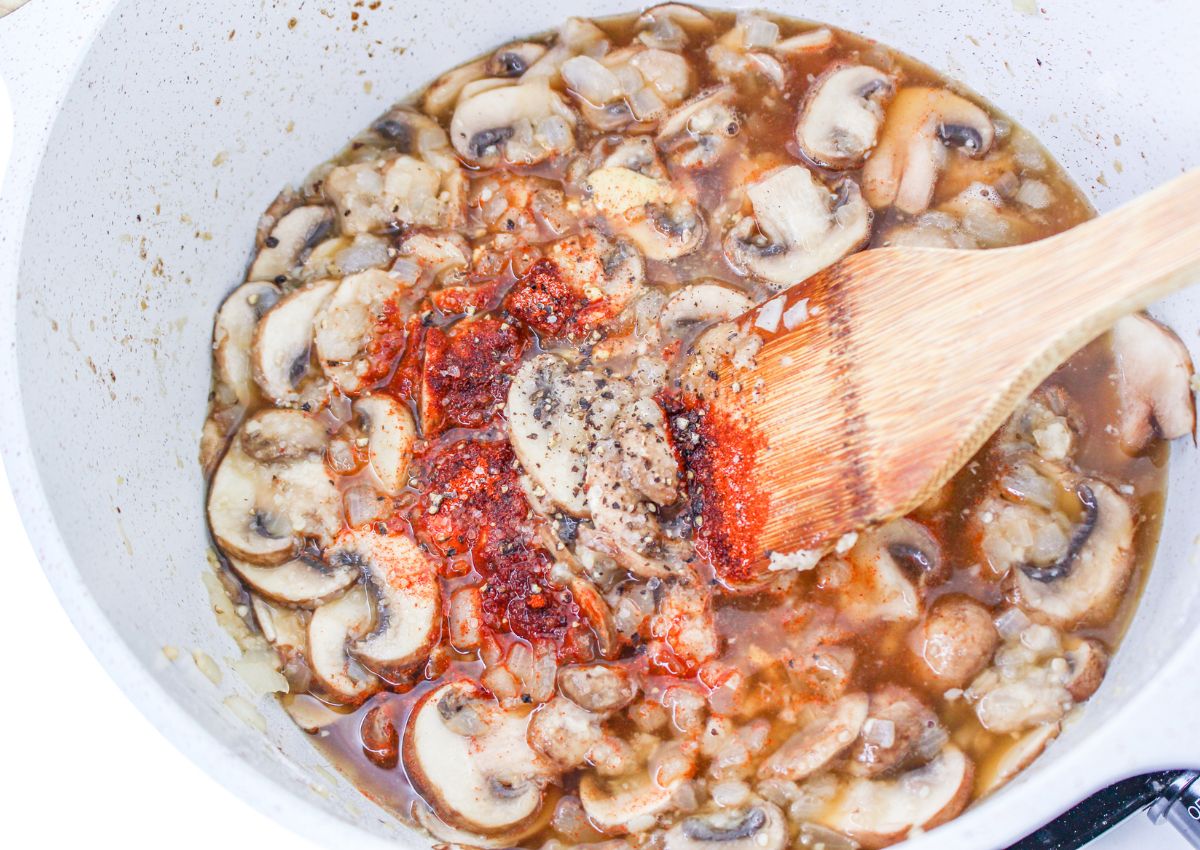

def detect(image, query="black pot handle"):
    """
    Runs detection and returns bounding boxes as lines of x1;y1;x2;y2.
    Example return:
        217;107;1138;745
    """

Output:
1008;770;1200;850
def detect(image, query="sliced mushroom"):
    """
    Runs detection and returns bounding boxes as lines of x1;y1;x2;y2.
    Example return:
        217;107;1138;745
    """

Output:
312;269;408;394
796;64;894;169
1008;479;1135;628
837;523;924;626
213;281;282;408
915;594;999;689
423;59;489;118
657;87;741;170
404;679;554;835
248;205;333;284
586;166;707;260
352;394;416;495
414;802;547;850
725;166;871;290
507;353;634;516
579;738;697;832
847;685;944;778
660;283;754;339
207;412;340;565
586;398;685;577
821;746;974;849
977;722;1060;796
664;803;787;850
307;585;380;704
487;42;549;79
1110;312;1196;453
558;664;637;713
758;692;869;781
325;527;440;671
240;407;328;463
230;555;357;607
862;87;995;214
450;82;576;166
251;278;336;407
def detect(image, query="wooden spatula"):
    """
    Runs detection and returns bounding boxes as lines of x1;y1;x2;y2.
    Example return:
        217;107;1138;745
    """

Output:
707;168;1200;574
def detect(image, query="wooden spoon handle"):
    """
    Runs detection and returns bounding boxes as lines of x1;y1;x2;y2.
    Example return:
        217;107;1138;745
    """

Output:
992;167;1200;367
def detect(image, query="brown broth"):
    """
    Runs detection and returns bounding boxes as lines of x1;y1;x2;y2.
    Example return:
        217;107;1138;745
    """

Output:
205;5;1172;848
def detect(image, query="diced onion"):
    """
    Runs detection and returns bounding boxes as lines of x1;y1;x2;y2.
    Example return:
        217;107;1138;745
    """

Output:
741;15;780;48
995;606;1032;639
562;55;623;104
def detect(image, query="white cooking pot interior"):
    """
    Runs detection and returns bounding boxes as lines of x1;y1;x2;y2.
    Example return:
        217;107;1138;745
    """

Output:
3;1;1200;848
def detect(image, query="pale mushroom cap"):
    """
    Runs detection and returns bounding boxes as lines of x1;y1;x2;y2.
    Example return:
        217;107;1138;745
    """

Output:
404;680;552;835
352;394;416;495
327;527;440;671
229;555;358;607
726;165;871;289
821;745;974;849
213;281;281;407
251;278;337;406
796;64;893;168
1111;312;1197;453
1009;479;1135;628
450;82;577;166
307;585;379;703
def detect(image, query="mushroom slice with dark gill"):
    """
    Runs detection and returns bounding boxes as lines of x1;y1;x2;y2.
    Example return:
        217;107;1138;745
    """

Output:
352;394;416;496
724;165;871;290
403;679;555;835
306;585;380;704
836;520;931;626
206;409;340;565
450;82;577;166
326;526;440;671
657;86;741;170
659;282;754;339
822;745;974;849
1008;478;1135;628
486;42;549;78
847;684;945;778
585;165;707;261
665;803;787;850
251;278;336;407
862;87;995;214
1110;312;1196;453
796;64;894;169
229;555;357;607
247;205;334;284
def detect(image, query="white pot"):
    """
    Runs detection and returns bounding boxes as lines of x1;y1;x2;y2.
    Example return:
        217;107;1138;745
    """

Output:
1;1;1198;847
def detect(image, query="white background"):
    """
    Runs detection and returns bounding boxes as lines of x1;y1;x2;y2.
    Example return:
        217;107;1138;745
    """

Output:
0;3;1188;849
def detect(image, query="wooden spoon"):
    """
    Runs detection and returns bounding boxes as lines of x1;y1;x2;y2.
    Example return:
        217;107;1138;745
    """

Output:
701;168;1200;579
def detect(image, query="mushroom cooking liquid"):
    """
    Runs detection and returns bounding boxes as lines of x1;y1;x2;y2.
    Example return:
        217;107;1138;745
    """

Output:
201;6;1193;849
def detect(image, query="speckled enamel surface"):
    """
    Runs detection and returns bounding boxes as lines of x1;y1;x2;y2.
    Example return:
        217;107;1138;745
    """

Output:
1;2;1199;848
